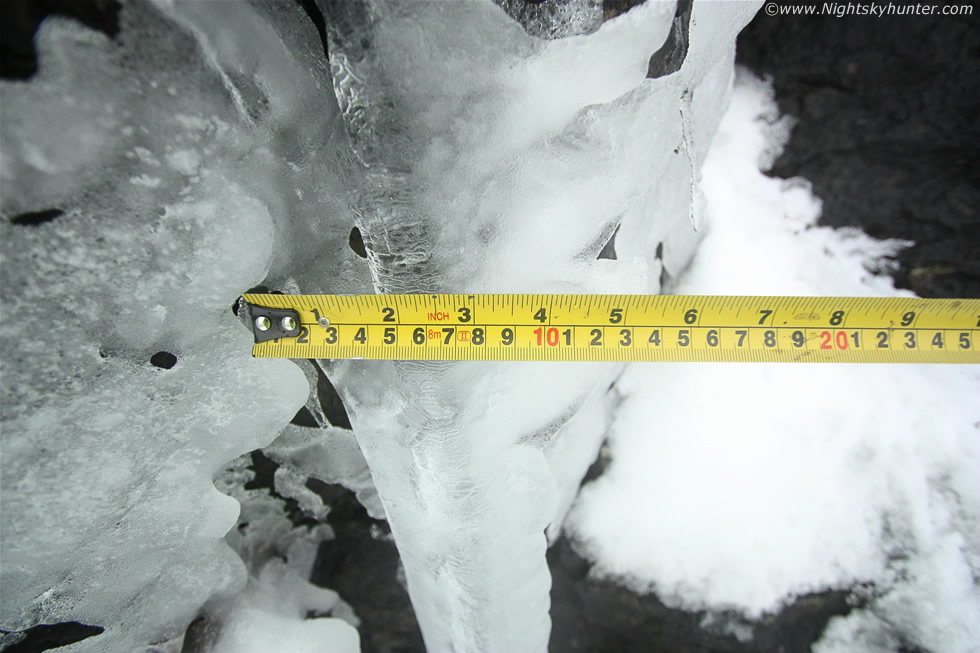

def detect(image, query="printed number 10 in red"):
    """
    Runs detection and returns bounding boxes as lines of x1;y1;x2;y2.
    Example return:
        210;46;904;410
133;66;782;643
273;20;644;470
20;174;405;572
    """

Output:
534;327;571;347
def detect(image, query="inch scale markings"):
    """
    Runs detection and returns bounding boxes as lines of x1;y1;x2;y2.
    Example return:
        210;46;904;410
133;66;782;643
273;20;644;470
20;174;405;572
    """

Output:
243;294;980;364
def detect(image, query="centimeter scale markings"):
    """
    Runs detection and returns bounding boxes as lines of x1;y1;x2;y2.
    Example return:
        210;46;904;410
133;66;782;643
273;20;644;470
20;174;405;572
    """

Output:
243;294;980;364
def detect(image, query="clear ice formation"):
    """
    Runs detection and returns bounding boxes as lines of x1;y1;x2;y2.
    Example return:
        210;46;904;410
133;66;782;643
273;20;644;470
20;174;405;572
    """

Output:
0;1;759;651
319;1;759;649
1;2;356;650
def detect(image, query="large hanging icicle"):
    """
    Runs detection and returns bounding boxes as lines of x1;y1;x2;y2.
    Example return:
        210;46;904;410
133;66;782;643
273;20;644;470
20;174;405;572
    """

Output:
318;1;760;649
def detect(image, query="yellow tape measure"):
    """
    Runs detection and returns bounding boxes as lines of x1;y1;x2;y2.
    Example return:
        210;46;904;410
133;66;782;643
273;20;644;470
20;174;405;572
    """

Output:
243;294;980;363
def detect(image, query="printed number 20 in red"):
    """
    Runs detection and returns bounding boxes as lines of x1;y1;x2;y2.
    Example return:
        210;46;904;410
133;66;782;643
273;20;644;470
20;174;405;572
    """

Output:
820;330;855;350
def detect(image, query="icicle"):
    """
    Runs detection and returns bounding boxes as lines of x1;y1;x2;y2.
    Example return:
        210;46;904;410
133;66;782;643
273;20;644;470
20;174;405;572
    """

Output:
679;86;701;232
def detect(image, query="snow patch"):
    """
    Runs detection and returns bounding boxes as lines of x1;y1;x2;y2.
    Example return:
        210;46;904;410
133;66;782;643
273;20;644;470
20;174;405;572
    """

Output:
566;69;980;652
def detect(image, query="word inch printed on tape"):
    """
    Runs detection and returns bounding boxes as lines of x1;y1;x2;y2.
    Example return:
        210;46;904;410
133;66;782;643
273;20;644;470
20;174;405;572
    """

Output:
242;294;980;364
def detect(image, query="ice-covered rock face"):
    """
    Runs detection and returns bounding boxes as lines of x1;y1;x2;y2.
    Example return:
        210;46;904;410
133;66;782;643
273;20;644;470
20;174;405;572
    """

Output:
0;1;352;649
1;0;760;650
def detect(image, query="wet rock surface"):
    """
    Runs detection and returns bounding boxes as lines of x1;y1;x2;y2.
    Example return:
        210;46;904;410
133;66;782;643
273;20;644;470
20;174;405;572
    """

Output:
736;6;979;298
548;538;854;653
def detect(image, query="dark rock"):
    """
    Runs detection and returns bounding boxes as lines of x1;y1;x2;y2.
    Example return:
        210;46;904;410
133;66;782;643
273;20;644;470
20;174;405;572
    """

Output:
646;0;692;79
0;0;121;80
1;622;104;653
736;7;980;297
308;480;425;653
548;536;854;653
243;450;319;529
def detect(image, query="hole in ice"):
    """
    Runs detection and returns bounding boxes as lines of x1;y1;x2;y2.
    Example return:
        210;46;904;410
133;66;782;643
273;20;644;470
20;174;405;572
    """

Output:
597;224;620;260
8;208;64;226
290;406;319;428
149;351;177;369
315;364;352;430
348;227;368;259
1;621;104;652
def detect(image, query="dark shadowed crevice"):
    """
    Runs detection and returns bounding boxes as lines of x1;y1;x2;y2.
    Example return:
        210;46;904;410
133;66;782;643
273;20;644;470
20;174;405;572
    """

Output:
293;0;329;61
290;405;320;428
0;0;121;80
597;224;619;260
243;450;278;491
646;0;692;79
314;363;353;430
179;616;220;653
8;209;64;226
2;622;104;653
655;241;668;290
580;442;612;485
348;226;368;258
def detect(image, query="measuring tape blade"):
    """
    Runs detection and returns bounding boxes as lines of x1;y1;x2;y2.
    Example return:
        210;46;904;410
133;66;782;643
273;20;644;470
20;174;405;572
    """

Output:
242;294;980;364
